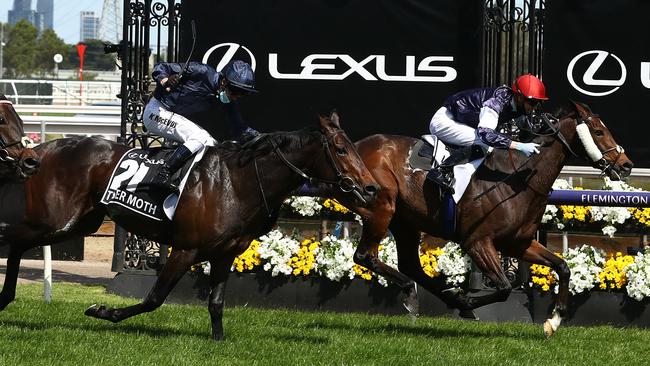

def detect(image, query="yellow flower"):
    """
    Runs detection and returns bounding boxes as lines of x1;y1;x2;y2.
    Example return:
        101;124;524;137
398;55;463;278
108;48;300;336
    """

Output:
289;238;319;276
419;243;444;278
232;240;262;273
530;263;557;292
599;252;634;290
353;264;373;280
323;198;350;214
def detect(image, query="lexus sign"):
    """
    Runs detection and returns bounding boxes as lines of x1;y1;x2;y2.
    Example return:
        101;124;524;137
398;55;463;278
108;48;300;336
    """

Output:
567;50;650;96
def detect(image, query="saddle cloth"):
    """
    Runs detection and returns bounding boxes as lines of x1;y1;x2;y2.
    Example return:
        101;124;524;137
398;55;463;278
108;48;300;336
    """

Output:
100;146;207;222
409;135;492;203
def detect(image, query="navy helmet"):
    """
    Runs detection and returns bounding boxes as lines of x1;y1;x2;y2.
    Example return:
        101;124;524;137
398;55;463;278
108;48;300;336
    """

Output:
222;60;258;93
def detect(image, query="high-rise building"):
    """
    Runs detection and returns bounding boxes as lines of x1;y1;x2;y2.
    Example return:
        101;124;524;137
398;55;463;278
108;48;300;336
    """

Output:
8;0;48;32
80;11;100;41
36;0;53;31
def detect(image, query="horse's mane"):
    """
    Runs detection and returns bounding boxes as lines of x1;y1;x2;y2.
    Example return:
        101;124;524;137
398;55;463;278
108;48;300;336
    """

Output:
0;93;7;101
213;126;322;166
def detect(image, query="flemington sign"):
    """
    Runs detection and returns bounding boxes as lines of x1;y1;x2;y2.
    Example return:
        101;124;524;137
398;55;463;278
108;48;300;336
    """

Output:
548;190;650;207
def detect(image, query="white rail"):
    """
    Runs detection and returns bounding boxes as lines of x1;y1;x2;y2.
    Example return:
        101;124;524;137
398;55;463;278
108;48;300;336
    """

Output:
15;104;121;138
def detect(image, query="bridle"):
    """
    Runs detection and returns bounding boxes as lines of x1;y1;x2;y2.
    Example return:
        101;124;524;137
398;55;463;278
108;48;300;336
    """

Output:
252;128;369;217
475;109;625;200
0;100;31;163
537;111;626;178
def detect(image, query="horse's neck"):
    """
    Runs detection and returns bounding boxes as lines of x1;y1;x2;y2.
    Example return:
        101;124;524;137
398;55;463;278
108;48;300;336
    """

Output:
528;117;578;192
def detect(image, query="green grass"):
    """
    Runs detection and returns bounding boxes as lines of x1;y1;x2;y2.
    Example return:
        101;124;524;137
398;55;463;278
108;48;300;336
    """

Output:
0;283;649;365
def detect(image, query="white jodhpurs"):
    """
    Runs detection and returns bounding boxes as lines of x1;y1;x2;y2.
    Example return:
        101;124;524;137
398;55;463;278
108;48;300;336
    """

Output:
429;107;484;147
143;98;216;154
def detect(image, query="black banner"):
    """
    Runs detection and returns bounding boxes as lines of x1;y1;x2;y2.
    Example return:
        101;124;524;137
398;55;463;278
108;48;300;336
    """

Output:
544;1;650;167
180;0;482;141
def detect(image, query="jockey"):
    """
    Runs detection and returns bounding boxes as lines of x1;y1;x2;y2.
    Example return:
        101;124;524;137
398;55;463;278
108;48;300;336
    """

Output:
427;74;548;193
143;59;258;190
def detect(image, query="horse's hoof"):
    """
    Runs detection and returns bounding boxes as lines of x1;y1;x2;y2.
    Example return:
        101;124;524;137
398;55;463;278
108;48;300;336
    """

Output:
84;304;103;317
402;296;420;319
543;320;554;338
458;309;479;320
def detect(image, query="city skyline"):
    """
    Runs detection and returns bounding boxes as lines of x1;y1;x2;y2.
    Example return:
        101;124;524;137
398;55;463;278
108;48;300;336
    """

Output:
1;0;105;43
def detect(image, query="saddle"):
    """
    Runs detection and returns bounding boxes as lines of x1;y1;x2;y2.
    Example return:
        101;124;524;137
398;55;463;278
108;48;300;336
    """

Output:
100;147;197;222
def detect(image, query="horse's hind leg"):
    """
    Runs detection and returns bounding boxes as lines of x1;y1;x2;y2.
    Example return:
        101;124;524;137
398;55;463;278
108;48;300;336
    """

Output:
207;256;234;341
85;248;197;323
462;238;513;309
517;239;569;338
391;224;475;318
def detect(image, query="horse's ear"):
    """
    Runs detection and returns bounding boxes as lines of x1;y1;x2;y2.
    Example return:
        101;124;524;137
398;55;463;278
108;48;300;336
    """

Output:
569;99;590;117
329;110;341;128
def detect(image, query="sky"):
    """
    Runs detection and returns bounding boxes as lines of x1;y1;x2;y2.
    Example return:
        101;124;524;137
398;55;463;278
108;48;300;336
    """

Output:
1;0;106;44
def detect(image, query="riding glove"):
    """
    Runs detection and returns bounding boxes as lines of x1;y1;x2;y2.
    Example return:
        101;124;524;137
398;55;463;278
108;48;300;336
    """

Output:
512;141;541;157
164;74;182;89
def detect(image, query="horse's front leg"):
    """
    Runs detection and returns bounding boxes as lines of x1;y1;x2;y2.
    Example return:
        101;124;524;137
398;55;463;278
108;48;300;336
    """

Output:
0;244;27;311
207;256;235;341
85;248;198;323
517;239;569;338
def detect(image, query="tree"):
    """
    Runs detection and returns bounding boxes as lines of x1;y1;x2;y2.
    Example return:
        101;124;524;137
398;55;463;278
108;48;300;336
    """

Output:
4;19;38;78
36;29;68;77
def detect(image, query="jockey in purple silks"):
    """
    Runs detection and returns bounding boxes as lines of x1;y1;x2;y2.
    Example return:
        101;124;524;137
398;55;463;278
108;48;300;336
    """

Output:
427;74;549;193
143;60;259;191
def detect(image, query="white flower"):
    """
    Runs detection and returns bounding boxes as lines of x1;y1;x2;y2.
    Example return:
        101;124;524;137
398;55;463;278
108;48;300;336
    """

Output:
376;237;399;287
625;252;650;301
436;242;471;287
257;230;301;277
314;235;357;282
601;225;617;238
563;244;605;294
284;196;322;217
552;179;573;190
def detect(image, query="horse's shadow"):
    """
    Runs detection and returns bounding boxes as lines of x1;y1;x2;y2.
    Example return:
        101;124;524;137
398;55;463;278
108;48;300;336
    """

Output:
0;317;205;339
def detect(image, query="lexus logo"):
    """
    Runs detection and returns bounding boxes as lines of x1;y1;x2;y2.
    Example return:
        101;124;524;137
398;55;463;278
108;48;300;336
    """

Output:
202;43;256;72
567;50;627;97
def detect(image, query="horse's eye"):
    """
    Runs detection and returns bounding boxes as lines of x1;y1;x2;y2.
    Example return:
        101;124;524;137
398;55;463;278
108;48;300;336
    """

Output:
0;116;5;124
336;147;347;156
594;130;604;137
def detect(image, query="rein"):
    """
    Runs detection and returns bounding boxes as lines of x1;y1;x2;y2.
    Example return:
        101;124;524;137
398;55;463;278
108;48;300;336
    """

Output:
252;128;367;217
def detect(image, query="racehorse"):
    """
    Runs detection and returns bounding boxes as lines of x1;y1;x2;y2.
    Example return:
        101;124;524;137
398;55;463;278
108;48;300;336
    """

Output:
322;100;633;337
0;94;40;179
0;112;379;340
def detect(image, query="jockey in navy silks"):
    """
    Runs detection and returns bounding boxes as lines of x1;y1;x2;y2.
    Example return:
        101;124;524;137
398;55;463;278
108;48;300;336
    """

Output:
143;60;259;190
427;74;549;193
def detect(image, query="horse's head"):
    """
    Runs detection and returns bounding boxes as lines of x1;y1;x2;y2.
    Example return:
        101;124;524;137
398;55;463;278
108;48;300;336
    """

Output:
0;96;40;180
564;101;633;179
315;111;379;205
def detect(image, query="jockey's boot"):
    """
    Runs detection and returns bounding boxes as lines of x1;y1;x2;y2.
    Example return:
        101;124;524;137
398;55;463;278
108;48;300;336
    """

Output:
150;145;193;192
427;167;455;194
426;146;474;194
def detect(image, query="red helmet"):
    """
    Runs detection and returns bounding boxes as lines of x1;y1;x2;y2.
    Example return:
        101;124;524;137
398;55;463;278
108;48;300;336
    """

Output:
511;74;548;100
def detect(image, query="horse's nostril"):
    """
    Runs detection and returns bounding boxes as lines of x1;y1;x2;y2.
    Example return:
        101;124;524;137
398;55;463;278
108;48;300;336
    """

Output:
22;157;40;169
623;161;634;171
365;184;379;195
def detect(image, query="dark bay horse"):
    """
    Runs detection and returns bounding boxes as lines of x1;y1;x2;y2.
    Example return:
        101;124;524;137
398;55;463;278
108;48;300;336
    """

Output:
324;101;632;337
0;95;40;179
0;112;378;340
